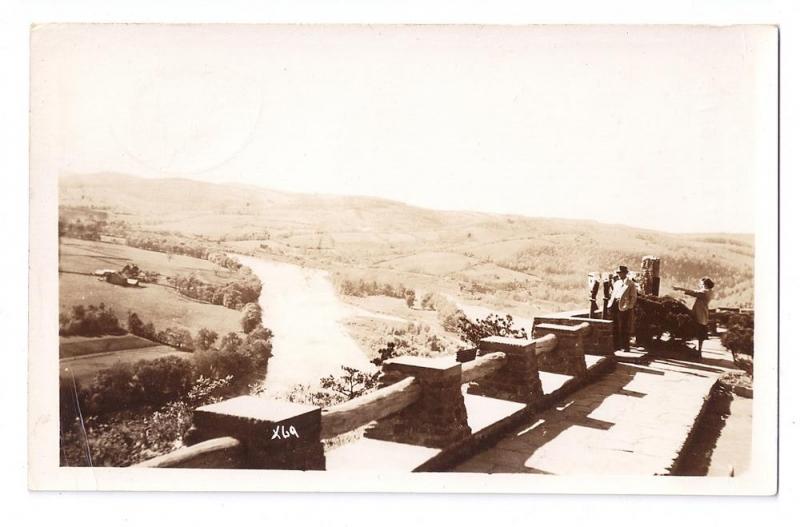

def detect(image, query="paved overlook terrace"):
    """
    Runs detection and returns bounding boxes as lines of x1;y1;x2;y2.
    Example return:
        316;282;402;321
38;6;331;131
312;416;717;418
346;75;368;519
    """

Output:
138;305;748;475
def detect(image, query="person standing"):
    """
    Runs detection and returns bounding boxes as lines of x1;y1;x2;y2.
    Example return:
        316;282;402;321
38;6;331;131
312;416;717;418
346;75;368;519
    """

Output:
607;265;638;352
673;277;715;354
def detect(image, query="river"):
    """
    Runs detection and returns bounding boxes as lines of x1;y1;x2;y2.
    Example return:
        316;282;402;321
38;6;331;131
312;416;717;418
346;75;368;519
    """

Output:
234;255;375;396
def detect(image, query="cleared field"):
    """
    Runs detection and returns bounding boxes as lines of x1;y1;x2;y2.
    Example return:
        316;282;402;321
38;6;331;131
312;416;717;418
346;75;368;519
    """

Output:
60;272;241;336
60;238;236;285
374;251;478;276
60;346;194;384
341;295;464;359
60;334;157;358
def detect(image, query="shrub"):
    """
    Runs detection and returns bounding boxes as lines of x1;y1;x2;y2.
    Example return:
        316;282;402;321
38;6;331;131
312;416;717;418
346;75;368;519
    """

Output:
192;348;252;384
404;289;416;308
371;342;398;366
83;362;141;415
240;339;272;373
127;312;145;336
634;294;700;345
721;312;754;356
319;366;380;402
245;324;273;344
219;332;243;352
59;303;126;337
133;356;194;405
241;302;263;333
420;292;435;310
59;375;84;431
171;270;261;310
458;313;528;347
194;328;219;351
155;327;195;351
60;375;234;467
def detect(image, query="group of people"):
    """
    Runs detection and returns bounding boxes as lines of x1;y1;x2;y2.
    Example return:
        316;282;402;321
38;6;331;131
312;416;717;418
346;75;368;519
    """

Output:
607;264;715;354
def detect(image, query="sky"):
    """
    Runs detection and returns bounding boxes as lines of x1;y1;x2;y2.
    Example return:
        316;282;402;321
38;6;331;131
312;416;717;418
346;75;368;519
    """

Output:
32;24;775;233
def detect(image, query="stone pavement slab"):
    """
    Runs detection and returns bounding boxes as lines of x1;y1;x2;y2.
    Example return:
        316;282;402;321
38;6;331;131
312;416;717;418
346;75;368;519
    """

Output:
453;338;738;476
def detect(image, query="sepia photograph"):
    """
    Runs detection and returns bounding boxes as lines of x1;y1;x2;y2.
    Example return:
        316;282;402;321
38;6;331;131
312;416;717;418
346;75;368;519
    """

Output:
27;23;778;493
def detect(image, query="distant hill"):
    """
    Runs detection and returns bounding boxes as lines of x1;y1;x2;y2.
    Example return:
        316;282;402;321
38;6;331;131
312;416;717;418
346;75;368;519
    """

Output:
59;173;754;309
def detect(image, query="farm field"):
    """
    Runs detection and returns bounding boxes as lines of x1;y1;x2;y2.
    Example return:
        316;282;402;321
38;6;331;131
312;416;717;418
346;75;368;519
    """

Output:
59;240;242;337
61;173;756;317
60;237;236;285
60;334;157;358
60;344;194;384
341;295;465;360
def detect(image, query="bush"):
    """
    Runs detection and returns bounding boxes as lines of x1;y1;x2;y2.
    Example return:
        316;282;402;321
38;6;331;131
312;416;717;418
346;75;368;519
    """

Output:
192;348;252;384
721;312;754;356
127;312;145;336
60;375;234;467
155;327;195;351
404;289;416;308
319;366;380;402
59;375;84;431
458;313;528;347
134;356;194;405
245;324;273;344
241;302;263;333
420;292;435;310
83;362;141;415
337;278;411;299
194;328;218;351
172;271;261;311
634;294;700;345
59;303;126;337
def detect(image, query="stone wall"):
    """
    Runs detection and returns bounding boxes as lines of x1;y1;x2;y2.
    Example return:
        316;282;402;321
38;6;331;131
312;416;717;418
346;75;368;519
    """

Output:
364;356;472;448
533;316;614;356
466;336;543;404
533;322;590;376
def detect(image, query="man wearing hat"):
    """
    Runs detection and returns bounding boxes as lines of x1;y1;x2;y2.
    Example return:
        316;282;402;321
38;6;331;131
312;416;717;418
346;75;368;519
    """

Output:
673;277;715;355
608;265;638;352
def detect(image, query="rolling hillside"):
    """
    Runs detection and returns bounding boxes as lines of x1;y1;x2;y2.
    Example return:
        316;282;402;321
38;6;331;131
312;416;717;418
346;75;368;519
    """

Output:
59;173;754;311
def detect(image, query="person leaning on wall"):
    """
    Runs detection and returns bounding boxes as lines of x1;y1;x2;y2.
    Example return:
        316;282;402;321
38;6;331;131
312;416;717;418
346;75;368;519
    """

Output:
672;277;715;356
607;265;638;353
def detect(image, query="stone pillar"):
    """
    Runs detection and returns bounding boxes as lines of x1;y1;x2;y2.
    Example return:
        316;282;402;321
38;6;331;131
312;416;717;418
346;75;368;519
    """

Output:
532;316;614;356
188;396;325;470
364;356;471;448
533;322;589;377
641;256;661;296
466;336;543;404
588;273;601;318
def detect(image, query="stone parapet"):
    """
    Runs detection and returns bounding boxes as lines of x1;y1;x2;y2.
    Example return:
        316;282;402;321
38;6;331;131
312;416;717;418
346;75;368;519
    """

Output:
364;356;471;448
533;322;589;376
533;316;614;356
466;336;543;404
190;396;325;470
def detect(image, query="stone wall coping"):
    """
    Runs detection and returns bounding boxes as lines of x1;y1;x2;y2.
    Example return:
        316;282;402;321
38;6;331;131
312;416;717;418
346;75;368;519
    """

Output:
536;316;612;326
196;395;319;423
384;354;460;372
534;322;591;334
538;308;597;318
480;336;536;347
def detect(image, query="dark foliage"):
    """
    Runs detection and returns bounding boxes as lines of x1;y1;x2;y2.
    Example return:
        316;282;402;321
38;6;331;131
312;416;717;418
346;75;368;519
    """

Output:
172;273;261;310
320;366;380;401
194;328;219;351
457;313;528;347
59;303;126;337
633;294;701;344
338;278;413;299
720;312;754;356
241;302;263;333
134;356;194;405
